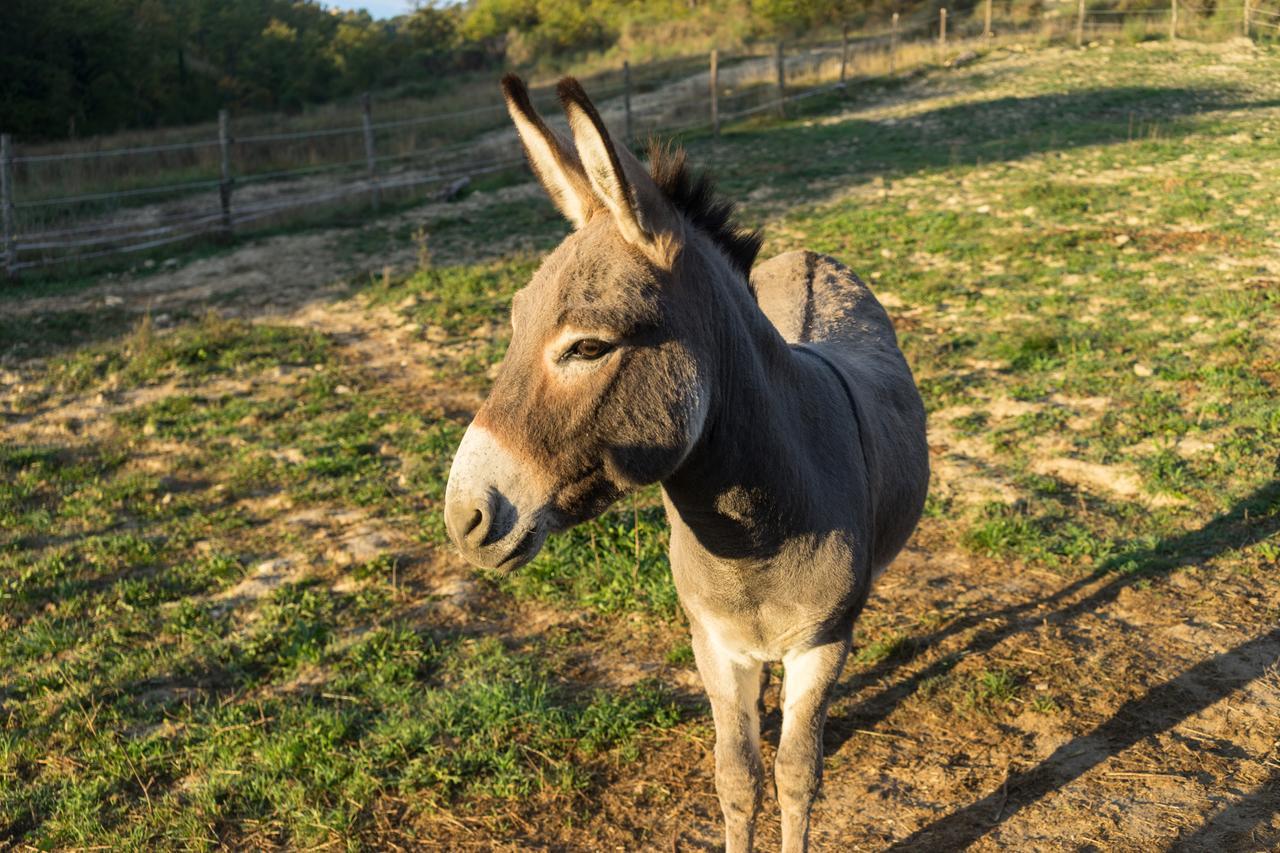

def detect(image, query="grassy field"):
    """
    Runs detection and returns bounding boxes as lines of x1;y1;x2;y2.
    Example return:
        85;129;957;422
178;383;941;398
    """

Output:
2;38;1279;850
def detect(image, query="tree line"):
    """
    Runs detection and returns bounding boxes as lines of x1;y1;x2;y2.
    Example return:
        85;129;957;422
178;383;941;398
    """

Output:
2;0;924;141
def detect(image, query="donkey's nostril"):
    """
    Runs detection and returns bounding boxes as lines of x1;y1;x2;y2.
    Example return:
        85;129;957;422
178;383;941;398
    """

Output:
446;495;492;549
445;488;519;559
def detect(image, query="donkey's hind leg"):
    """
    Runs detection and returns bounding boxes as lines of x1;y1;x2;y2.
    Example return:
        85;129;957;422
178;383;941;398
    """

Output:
690;626;765;853
776;639;850;853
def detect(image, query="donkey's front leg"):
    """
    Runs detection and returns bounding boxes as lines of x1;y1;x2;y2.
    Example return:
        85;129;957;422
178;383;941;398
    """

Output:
691;626;765;853
776;639;850;853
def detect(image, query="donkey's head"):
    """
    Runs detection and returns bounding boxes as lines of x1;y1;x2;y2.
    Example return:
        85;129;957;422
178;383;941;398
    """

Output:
444;75;760;572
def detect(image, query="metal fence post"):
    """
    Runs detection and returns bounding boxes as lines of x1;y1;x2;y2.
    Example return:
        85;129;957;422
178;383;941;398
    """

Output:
217;110;233;241
1;134;15;279
1077;0;1086;46
940;8;948;47
891;12;900;75
775;41;786;118
710;49;720;136
361;92;379;211
840;24;850;85
985;0;993;38
623;61;634;143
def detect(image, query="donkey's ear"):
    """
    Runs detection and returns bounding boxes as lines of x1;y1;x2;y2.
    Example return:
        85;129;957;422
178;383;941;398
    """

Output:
557;77;682;265
502;74;598;229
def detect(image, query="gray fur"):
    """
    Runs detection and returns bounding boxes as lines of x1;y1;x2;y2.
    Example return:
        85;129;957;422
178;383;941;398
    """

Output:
445;75;929;853
666;251;928;851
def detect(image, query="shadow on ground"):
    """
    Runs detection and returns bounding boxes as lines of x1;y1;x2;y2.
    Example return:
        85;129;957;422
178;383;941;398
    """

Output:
705;83;1279;211
822;478;1280;848
885;627;1279;850
1169;762;1280;852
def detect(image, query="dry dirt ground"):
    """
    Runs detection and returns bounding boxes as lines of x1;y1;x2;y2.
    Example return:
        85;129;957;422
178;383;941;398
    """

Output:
3;39;1279;852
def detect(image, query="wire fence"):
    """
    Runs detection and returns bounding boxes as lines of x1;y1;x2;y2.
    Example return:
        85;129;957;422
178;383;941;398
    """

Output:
0;0;1271;278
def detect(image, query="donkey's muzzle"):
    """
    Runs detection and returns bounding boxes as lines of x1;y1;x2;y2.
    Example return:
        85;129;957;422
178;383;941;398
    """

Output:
445;488;545;572
444;424;550;572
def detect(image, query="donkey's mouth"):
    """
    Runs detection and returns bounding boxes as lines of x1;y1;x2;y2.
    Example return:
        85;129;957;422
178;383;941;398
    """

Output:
492;526;545;574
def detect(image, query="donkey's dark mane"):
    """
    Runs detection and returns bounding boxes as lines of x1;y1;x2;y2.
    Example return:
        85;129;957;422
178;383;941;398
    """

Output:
647;141;762;280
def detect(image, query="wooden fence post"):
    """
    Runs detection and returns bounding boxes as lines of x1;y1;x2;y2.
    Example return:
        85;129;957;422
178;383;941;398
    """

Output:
1077;0;1086;46
1243;0;1250;37
1;134;15;280
891;12;900;75
217;110;233;240
623;61;634;143
940;8;948;47
361;92;379;212
840;24;850;85
1170;0;1177;39
984;0;993;37
775;41;786;118
710;49;720;136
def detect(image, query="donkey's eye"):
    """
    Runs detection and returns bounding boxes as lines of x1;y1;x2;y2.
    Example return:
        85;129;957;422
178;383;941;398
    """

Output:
564;338;613;361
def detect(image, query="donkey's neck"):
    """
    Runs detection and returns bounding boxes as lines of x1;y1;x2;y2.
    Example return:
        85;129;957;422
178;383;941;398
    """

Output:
661;244;842;563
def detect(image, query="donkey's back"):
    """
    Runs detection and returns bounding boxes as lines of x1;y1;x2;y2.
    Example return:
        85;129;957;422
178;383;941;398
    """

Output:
752;250;892;350
752;250;930;572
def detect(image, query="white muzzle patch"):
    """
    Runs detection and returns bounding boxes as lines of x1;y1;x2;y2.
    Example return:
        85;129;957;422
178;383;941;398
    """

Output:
444;424;552;572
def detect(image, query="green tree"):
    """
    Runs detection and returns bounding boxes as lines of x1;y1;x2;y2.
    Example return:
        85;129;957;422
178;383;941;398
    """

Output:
403;3;461;72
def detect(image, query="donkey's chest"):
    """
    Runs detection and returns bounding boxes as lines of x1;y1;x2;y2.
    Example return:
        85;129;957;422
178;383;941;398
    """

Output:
669;529;863;661
692;597;843;662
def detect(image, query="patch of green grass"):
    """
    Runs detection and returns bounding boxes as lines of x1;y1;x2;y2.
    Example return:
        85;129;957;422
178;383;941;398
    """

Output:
110;359;466;516
998;331;1067;372
370;257;537;336
2;554;685;847
966;668;1022;711
953;410;990;436
426;196;568;258
0;445;116;539
1140;446;1197;499
855;631;918;666
963;503;1043;559
921;492;953;519
52;313;331;392
0;307;136;360
666;641;695;666
504;494;679;619
1031;694;1061;714
962;499;1121;571
332;221;416;260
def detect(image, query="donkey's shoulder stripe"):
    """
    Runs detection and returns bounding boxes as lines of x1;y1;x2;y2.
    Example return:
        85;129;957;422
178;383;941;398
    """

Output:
793;344;871;476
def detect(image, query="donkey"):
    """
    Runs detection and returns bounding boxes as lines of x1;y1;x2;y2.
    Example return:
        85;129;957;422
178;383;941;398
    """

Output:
444;74;929;852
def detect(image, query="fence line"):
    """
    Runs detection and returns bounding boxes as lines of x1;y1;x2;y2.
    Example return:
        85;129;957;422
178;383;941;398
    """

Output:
16;213;229;252
2;2;1271;278
7;156;533;272
14;178;225;209
236;124;366;145
19;212;223;243
13;138;223;164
